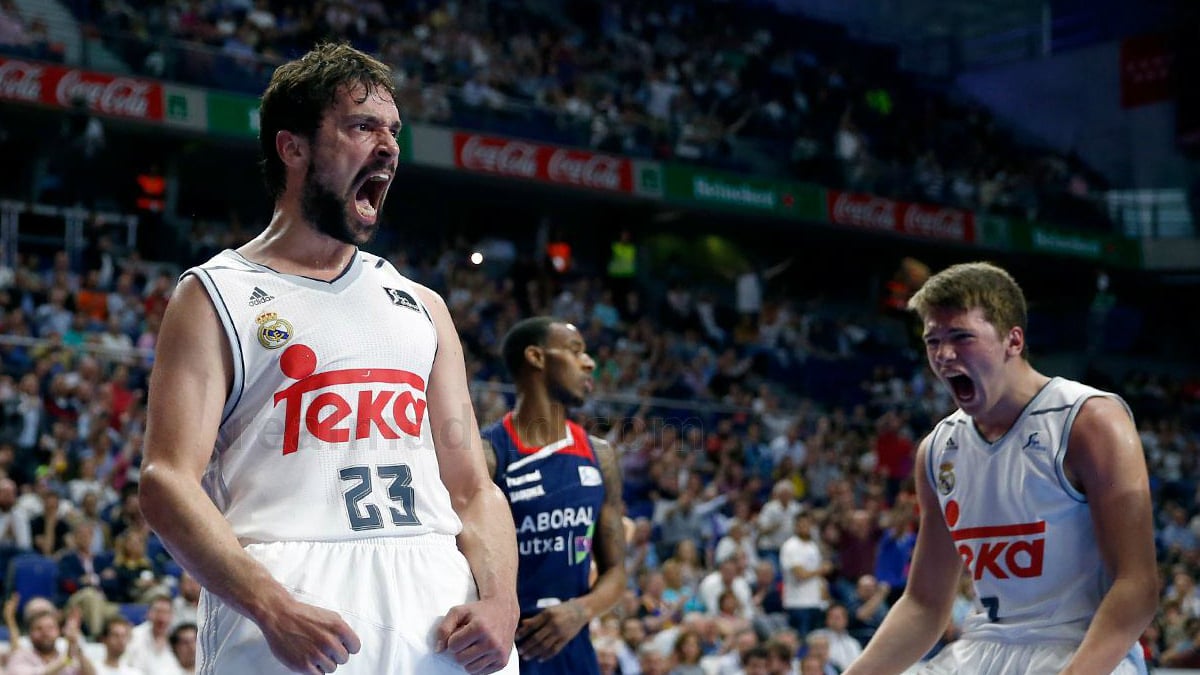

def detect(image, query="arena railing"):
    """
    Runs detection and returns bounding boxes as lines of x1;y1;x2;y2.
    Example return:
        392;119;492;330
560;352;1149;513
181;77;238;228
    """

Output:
0;200;138;270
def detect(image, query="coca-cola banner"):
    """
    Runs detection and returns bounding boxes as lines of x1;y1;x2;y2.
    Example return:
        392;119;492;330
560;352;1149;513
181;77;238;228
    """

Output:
453;133;634;193
0;57;163;121
826;191;975;243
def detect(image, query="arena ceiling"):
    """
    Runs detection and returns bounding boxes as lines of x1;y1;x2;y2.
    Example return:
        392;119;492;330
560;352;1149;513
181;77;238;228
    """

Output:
784;0;1049;72
786;0;1045;40
852;0;1046;40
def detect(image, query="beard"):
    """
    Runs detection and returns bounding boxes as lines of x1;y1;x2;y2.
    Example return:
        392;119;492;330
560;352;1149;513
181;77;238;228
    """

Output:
548;378;586;408
300;160;378;246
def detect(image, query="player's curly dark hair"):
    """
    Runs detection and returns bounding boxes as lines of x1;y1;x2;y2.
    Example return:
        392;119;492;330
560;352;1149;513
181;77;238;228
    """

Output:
259;42;396;200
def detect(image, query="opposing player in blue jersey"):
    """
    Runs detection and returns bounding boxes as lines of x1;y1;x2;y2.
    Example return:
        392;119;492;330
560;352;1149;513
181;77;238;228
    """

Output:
845;262;1156;675
481;317;627;675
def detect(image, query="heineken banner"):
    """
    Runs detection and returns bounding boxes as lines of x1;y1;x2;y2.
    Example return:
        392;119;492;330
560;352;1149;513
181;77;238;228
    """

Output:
662;164;824;220
1012;222;1142;267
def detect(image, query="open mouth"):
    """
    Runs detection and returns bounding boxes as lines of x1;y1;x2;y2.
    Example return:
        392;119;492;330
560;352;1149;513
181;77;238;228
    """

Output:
947;374;976;403
354;172;390;220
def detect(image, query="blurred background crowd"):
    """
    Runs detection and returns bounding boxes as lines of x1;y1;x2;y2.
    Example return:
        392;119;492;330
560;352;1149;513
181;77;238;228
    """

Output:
1;0;1199;674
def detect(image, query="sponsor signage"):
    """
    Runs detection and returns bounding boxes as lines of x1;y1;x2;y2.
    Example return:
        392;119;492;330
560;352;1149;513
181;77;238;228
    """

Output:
207;91;260;137
162;84;207;130
1014;223;1142;267
975;214;1013;250
662;164;824;219
826;190;976;243
453;133;634;193
0;57;163;121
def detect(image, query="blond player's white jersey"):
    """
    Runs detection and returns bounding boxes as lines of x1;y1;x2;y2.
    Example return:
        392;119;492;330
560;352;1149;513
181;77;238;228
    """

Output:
925;377;1130;644
186;249;462;544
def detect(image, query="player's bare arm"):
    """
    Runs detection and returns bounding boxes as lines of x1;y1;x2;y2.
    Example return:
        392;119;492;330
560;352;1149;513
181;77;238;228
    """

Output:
418;285;519;675
140;276;359;675
516;437;628;661
844;436;961;675
482;437;498;478
1059;396;1157;675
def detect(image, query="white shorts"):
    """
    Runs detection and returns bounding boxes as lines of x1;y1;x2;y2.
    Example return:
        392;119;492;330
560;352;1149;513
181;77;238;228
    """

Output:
914;638;1140;675
197;534;519;675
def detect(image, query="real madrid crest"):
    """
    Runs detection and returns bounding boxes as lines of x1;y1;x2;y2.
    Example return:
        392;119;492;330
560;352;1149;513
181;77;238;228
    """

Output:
256;311;293;349
937;461;956;495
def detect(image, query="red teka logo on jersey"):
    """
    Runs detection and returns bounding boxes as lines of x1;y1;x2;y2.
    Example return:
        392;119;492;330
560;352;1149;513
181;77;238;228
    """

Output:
272;344;427;455
952;521;1046;580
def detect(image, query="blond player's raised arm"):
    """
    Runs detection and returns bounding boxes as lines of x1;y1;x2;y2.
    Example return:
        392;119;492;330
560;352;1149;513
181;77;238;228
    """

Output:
843;436;962;675
1059;396;1157;675
418;285;519;675
140;276;359;675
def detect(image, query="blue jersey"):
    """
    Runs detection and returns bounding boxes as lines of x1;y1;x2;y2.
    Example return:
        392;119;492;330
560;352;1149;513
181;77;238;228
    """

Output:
483;412;605;675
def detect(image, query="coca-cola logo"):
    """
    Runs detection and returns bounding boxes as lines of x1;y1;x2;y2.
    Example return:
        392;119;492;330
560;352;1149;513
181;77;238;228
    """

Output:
547;149;623;190
55;70;152;118
0;60;43;102
458;136;538;177
903;206;967;240
832;194;897;230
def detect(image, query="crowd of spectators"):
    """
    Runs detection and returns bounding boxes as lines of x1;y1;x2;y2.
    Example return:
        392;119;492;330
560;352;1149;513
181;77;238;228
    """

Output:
0;0;64;63
3;0;1114;231
0;214;1197;672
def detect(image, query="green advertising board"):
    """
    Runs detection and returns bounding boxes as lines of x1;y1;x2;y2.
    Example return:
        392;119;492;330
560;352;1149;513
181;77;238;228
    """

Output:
162;85;207;131
207;91;260;138
662;164;824;221
1011;221;1142;267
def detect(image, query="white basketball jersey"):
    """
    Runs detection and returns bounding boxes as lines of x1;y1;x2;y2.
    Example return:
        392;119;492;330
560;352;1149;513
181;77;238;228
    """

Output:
186;249;462;544
925;377;1130;644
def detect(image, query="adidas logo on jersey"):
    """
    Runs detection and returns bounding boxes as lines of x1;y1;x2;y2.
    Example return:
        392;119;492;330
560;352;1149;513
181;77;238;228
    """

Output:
249;287;274;306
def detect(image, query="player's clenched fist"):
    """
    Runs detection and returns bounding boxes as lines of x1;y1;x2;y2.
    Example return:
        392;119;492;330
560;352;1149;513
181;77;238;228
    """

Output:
258;597;361;674
435;598;519;675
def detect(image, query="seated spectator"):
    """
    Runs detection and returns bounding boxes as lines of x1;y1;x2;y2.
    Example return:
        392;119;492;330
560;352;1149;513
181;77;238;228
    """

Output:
0;0;27;49
845;574;890;645
95;615;138;675
74;490;113;556
738;645;771;675
30;489;71;557
6;607;96;675
0;476;32;581
124;593;177;674
58;519;115;638
170;571;201;630
808;603;862;671
594;635;621;675
637;569;675;633
638;640;671;675
168;622;197;674
617;616;649;675
697;551;753;620
660;558;701;619
104;483;145;541
668;629;705;675
712;589;752;640
102;528;169;605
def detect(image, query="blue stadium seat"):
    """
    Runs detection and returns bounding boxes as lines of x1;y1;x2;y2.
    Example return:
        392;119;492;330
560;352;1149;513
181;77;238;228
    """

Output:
118;602;149;626
5;553;59;614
